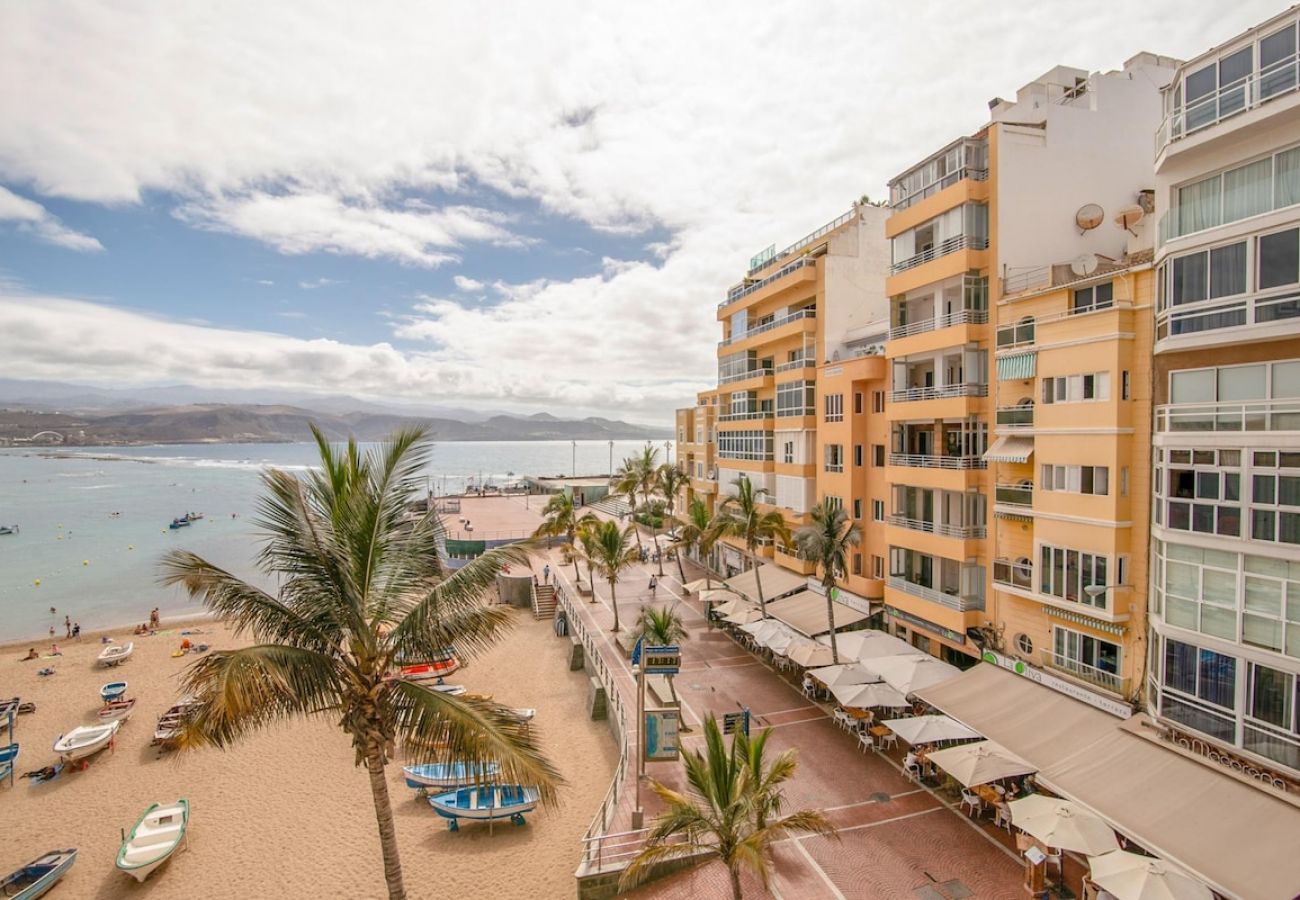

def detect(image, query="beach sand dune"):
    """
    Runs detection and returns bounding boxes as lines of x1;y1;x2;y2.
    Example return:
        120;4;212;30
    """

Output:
0;613;615;899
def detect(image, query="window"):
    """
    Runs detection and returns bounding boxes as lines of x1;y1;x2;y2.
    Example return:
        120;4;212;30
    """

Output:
854;445;864;467
1168;143;1300;239
872;499;885;522
872;444;885;467
852;553;862;576
824;444;844;473
1039;544;1109;608
1071;281;1113;314
824;393;844;422
776;380;815;417
1163;638;1236;711
872;391;885;413
853;392;864;415
852;498;863;520
1260;227;1300;290
1122;370;1131;401
1041;372;1110;404
1053;627;1121;676
1169;241;1248;307
1041;464;1109;495
1015;634;1034;656
872;555;884;579
717;430;774;461
825;496;843;513
782;441;794;465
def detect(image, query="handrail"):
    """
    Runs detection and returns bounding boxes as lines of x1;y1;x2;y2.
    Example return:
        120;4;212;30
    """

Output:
774;358;815;373
1156;50;1300;156
746;209;856;277
718;308;817;348
888;308;987;340
890;234;988;275
718;409;773;422
886;575;984;612
888;453;987;470
886;513;985;539
889;383;988;403
994;483;1034;508
992;557;1033;590
721;257;817;309
1042;650;1128;695
995;406;1034;428
890;167;988;211
1155;398;1300;433
718;367;773;386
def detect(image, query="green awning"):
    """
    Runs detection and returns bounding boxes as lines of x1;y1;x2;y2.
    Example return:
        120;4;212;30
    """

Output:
997;352;1037;381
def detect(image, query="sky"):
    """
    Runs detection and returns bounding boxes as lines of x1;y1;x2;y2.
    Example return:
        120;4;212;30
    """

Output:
0;1;1283;423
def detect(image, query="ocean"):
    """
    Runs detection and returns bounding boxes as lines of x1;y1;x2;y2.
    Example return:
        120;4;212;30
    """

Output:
0;440;658;641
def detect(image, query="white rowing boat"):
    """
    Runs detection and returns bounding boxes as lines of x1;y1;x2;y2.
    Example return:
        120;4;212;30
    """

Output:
97;642;134;667
116;799;189;882
53;720;120;761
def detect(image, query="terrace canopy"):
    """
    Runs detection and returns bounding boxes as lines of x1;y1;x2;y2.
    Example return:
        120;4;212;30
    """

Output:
723;564;806;605
766;590;871;637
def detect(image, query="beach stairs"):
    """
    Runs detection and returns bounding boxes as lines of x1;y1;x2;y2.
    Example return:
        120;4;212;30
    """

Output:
531;584;557;621
589;496;631;519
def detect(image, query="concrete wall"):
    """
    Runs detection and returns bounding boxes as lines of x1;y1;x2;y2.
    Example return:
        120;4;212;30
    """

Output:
823;205;891;360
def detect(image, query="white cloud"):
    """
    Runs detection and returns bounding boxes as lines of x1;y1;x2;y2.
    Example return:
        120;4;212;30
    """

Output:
452;275;485;293
0;185;102;252
298;277;342;290
256;279;275;285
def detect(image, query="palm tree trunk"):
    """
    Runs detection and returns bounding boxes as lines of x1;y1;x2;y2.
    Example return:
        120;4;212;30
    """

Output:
652;530;664;576
609;579;621;632
825;585;840;665
675;545;686;583
570;530;581;585
728;864;744;900
364;744;406;900
752;550;766;619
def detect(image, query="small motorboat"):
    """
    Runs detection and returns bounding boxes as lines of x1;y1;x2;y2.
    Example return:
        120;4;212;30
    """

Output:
0;848;77;899
403;761;499;791
53;720;120;762
0;742;18;784
153;699;200;747
509;708;536;723
98;699;137;725
167;518;190;530
0;525;18;536
116;799;189;882
97;642;134;667
428;784;540;830
185;512;204;521
100;681;128;703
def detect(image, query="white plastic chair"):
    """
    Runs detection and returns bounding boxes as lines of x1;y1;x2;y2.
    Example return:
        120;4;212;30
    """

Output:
993;802;1012;832
833;709;850;730
903;760;922;783
1045;847;1064;881
857;730;874;753
802;678;816;700
960;789;982;817
878;731;898;751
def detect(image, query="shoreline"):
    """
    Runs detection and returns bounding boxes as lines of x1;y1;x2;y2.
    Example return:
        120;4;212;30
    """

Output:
1;611;220;651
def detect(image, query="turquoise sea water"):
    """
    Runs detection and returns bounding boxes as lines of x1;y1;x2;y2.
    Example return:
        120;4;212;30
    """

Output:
0;440;655;641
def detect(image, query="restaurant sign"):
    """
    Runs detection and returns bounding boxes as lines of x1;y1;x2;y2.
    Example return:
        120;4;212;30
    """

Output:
886;606;965;645
981;651;1133;719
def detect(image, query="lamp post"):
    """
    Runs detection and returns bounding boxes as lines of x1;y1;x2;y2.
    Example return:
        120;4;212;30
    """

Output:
608;439;614;477
571;440;576;478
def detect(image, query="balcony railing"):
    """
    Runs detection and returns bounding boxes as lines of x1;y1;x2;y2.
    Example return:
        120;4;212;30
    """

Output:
1155;399;1300;433
995;483;1033;507
774;358;815;374
888;453;987;470
890;234;988;275
886;514;986;539
890;167;988;211
996;320;1036;349
1042;651;1128;696
1157;288;1300;343
824;463;844;473
718;308;816;348
888;308;988;340
992;558;1033;590
1156;50;1300;155
995;406;1034;429
747;209;855;277
718;409;773;422
889;383;988;403
886;576;984;612
718;367;773;386
721;257;817;309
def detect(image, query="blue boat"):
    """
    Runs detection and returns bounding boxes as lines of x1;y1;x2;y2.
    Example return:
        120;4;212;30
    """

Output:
402;761;499;791
100;681;128;703
427;784;539;831
0;848;77;899
0;742;17;785
168;518;190;530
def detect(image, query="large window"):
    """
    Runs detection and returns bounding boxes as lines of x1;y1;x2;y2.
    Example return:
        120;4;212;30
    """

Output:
824;393;844;422
1039;545;1109;608
1155;439;1300;546
1041;464;1109;496
716;430;773;461
1071;281;1113;314
1167;145;1300;240
1170;241;1247;306
1260;227;1300;290
1042;372;1110;404
776;380;815;417
1053;627;1120;675
823;444;844;473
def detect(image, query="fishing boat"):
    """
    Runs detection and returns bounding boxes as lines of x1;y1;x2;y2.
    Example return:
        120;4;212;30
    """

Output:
100;681;128;703
402;761;499;791
152;699;199;747
53;720;120;762
0;848;77;899
0;742;18;783
427;784;539;830
98;699;137;725
0;697;35;717
397;657;460;681
97;642;133;667
116;800;189;882
167;518;190;530
0;525;18;536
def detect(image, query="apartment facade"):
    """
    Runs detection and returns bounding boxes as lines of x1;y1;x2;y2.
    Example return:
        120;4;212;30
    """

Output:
1147;7;1300;777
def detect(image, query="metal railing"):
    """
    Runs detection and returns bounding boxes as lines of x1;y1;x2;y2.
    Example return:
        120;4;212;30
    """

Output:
721;257;817;308
824;463;844;473
1154;398;1300;433
890;167;988;211
992;558;1033;590
1042;650;1129;696
746;209;856;277
718;407;773;422
889;383;987;403
1002;265;1053;297
996;320;1036;349
886;575;985;612
718;367;773;386
888;308;988;340
888;453;987;470
1156;288;1300;343
1156;51;1300;155
890;234;988;275
994;483;1034;508
718;308;816;348
774;358;815;373
995;406;1034;428
886;513;985;539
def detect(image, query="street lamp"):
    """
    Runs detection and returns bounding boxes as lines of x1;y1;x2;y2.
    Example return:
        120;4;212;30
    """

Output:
608;439;614;477
571;440;576;478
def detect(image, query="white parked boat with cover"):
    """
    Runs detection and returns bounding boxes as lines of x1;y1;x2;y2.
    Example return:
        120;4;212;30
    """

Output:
97;642;134;667
53;720;120;762
116;799;189;882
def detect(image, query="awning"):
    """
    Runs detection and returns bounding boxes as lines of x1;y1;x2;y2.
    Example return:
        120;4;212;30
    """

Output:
915;663;1300;900
723;564;806;604
997;351;1037;381
984;435;1034;463
765;590;872;637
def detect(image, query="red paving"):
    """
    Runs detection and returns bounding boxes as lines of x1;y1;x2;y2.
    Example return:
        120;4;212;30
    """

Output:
533;511;1023;899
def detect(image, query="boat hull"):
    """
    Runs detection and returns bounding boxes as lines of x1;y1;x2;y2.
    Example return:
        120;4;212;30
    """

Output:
99;699;136;724
97;643;134;667
428;785;540;830
2;849;77;900
402;761;499;790
53;721;120;761
116;800;188;882
100;681;128;702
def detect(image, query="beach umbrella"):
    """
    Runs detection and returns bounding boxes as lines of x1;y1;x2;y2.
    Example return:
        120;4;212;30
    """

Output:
831;681;910;709
1008;795;1116;856
787;641;835;668
723;606;763;625
805;663;877;688
882;714;982;745
1088;850;1214;900
862;654;961;695
821;630;923;662
681;578;712;593
926;740;1035;787
708;593;747;615
740;619;780;640
764;629;798;655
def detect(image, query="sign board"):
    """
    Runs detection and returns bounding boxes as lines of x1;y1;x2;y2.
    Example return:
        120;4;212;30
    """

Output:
642;645;681;676
644;709;680;761
722;709;750;736
630;638;643;668
1023;845;1046;866
981;651;1133;719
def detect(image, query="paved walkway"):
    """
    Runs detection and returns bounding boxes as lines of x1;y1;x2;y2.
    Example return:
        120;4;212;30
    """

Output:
536;517;1025;900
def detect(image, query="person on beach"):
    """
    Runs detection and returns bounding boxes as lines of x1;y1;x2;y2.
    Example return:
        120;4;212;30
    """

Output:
64;615;71;638
72;622;81;640
149;607;160;629
21;648;38;661
543;564;550;584
649;575;657;596
48;644;61;656
48;625;54;638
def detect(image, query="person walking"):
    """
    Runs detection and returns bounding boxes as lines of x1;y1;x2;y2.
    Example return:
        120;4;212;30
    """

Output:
543;564;551;584
63;615;71;639
648;575;657;597
72;622;81;640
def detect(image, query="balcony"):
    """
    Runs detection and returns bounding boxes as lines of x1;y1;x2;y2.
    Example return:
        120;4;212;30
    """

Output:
995;406;1034;429
890;383;988;403
718;366;773;386
1156;48;1300;156
889;308;988;341
886;514;986;540
886;576;984;613
718;410;773;423
888;138;989;211
890;234;989;276
889;453;987;470
718;308;816;349
994;482;1033;508
996;319;1036;349
721;257;817;310
1155;399;1300;433
1041;651;1129;697
992;558;1033;591
1156;288;1300;344
746;209;855;277
774;358;815;374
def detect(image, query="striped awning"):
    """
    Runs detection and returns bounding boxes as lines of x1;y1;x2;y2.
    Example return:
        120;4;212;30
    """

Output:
984;435;1034;463
1046;607;1127;637
998;352;1037;381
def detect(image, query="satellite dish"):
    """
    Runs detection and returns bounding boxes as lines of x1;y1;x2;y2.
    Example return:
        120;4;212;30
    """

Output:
1075;203;1105;233
1115;204;1146;235
1071;254;1099;277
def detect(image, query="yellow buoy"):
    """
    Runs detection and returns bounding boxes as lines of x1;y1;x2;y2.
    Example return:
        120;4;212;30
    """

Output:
128;545;134;550
82;560;89;566
33;579;41;586
56;536;62;541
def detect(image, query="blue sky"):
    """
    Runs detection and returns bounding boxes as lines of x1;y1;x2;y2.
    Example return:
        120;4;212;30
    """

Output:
0;0;1284;421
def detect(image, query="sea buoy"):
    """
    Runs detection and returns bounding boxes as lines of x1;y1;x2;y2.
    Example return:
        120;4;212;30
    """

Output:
128;545;134;550
34;579;41;586
82;560;89;566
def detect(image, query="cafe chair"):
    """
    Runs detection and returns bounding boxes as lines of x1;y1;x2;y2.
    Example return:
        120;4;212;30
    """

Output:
857;730;874;753
960;789;982;818
878;730;898;751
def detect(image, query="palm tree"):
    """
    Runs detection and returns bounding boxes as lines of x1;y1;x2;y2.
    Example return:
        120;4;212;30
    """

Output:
634;604;689;646
671;497;717;588
159;427;561;900
793;499;860;665
706;475;791;619
533;491;596;585
610;458;645;552
575;518;602;602
586;519;640;633
656;463;688;580
620;716;835;899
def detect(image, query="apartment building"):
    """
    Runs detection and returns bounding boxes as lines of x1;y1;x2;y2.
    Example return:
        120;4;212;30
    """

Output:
1146;7;1300;778
882;55;1178;671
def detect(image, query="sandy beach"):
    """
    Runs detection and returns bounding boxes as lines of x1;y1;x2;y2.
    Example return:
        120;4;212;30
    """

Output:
0;609;617;899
